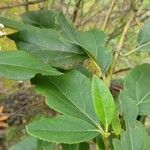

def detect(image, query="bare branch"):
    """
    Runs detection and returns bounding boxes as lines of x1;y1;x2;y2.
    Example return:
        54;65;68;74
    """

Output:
102;0;117;31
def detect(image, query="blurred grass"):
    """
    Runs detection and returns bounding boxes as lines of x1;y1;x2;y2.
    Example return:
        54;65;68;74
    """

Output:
0;0;150;66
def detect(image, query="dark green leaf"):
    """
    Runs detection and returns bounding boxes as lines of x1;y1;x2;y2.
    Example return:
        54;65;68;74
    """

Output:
113;122;149;150
137;18;150;51
92;75;115;128
79;142;90;150
31;70;99;128
56;12;113;73
8;28;87;70
37;140;55;150
62;142;89;150
119;92;139;128
27;115;99;144
62;144;79;150
0;17;33;30
123;64;150;115
0;51;61;80
22;10;59;29
76;30;113;73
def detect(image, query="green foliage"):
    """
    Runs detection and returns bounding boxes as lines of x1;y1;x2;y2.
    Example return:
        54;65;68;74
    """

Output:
56;12;113;73
62;142;90;150
92;75;115;129
31;71;99;127
9;136;55;150
137;18;150;51
0;51;61;80
8;28;87;69
22;10;59;29
0;9;150;150
123;64;150;115
27;115;99;144
113;122;149;150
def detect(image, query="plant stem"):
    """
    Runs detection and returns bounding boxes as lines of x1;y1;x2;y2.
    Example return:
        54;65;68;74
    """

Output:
106;11;135;84
102;135;110;150
102;0;116;31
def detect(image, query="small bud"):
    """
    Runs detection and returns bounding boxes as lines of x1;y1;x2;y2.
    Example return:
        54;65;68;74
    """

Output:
0;23;4;28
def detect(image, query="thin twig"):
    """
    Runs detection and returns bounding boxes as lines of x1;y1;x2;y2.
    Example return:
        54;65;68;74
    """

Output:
102;0;116;31
113;67;131;74
106;11;136;83
24;0;29;11
72;0;82;24
0;0;46;10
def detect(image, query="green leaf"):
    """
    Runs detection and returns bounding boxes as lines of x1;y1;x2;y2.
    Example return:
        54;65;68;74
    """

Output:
119;92;139;128
76;30;113;73
137;18;150;51
92;75;115;129
123;64;150;115
31;70;99;128
8;28;87;70
37;140;55;150
62;142;90;150
0;17;33;30
113;122;149;150
22;10;59;29
27;115;99;144
0;51;61;80
9;136;55;150
143;137;150;150
56;11;78;44
62;144;79;150
56;12;113;73
79;142;90;150
9;136;37;150
111;108;121;135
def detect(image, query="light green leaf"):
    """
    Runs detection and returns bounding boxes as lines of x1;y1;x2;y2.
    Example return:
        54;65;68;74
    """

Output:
111;108;121;135
9;136;55;150
56;12;113;73
119;92;139;128
31;70;99;128
92;75;115;128
9;136;37;150
113;122;149;150
22;10;59;29
27;115;99;144
8;28;87;70
123;64;150;115
0;51;61;80
143;137;150;150
137;18;150;51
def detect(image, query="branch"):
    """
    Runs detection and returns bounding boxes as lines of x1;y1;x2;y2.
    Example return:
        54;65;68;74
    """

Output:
72;0;82;24
108;11;150;40
0;0;46;10
106;10;136;83
113;67;131;74
102;0;116;31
